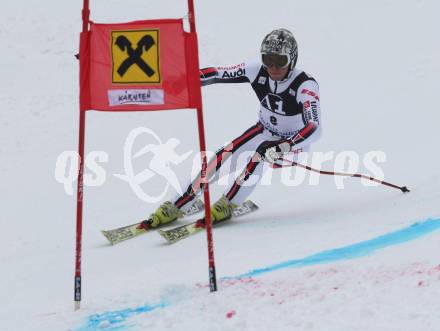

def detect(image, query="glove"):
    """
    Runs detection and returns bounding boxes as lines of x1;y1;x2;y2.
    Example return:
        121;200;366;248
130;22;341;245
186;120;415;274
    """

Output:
259;140;291;163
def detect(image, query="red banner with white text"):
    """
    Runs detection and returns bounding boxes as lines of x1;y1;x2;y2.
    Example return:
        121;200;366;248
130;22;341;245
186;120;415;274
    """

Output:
79;19;202;112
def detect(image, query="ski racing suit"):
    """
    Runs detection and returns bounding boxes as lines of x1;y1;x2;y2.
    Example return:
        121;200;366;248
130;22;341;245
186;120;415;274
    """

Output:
173;60;321;211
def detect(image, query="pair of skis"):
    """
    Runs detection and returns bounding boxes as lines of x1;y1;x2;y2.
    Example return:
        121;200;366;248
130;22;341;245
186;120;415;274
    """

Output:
101;199;258;245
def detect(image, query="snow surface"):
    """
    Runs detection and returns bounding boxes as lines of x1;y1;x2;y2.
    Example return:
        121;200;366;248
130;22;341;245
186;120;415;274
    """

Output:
1;0;440;330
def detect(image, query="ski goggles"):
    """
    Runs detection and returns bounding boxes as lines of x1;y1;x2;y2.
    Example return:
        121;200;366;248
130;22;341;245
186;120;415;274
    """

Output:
262;54;290;69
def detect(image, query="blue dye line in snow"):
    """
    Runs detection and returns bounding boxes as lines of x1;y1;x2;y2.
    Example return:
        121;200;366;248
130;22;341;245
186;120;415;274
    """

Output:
76;302;168;331
77;218;440;330
232;218;440;279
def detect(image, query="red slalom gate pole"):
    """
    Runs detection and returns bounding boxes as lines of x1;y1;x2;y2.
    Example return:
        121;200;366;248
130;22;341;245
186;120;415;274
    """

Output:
196;109;217;292
188;0;217;292
274;158;410;193
74;0;90;311
74;111;86;312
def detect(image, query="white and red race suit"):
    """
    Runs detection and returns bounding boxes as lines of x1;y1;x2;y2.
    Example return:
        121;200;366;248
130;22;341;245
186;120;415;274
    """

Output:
174;60;321;209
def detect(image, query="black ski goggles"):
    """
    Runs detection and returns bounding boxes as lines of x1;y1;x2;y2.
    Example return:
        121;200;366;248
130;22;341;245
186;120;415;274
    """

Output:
262;54;290;69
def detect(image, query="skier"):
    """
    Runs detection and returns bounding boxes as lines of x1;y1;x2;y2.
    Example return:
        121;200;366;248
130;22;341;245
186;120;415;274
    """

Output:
147;28;322;227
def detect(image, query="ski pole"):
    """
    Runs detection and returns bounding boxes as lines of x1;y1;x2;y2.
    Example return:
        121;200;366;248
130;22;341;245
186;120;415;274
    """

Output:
273;158;410;193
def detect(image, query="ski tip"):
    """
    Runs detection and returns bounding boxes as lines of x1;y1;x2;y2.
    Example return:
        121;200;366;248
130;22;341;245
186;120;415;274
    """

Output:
244;200;259;209
157;230;173;244
101;231;115;245
157;229;169;238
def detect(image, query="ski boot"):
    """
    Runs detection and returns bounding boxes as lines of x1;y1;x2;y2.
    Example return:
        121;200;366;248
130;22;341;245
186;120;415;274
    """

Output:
211;196;237;223
147;201;183;228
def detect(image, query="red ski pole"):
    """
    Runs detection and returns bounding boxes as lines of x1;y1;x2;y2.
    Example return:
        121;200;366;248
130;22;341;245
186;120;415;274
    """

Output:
273;158;410;193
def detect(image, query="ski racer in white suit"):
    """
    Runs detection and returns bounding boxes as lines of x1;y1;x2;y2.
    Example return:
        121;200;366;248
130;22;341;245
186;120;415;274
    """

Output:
147;28;322;227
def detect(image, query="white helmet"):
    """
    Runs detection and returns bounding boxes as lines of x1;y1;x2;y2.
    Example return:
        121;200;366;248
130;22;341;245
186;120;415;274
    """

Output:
260;28;298;69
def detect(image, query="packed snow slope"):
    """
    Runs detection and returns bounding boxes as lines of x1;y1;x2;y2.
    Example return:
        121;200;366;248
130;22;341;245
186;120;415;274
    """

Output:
1;0;439;330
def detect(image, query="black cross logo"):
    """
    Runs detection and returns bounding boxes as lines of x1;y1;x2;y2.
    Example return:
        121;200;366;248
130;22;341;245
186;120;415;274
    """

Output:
115;35;156;77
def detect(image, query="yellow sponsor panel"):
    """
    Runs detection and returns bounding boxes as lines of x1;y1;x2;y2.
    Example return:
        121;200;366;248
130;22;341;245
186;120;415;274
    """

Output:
111;29;160;84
